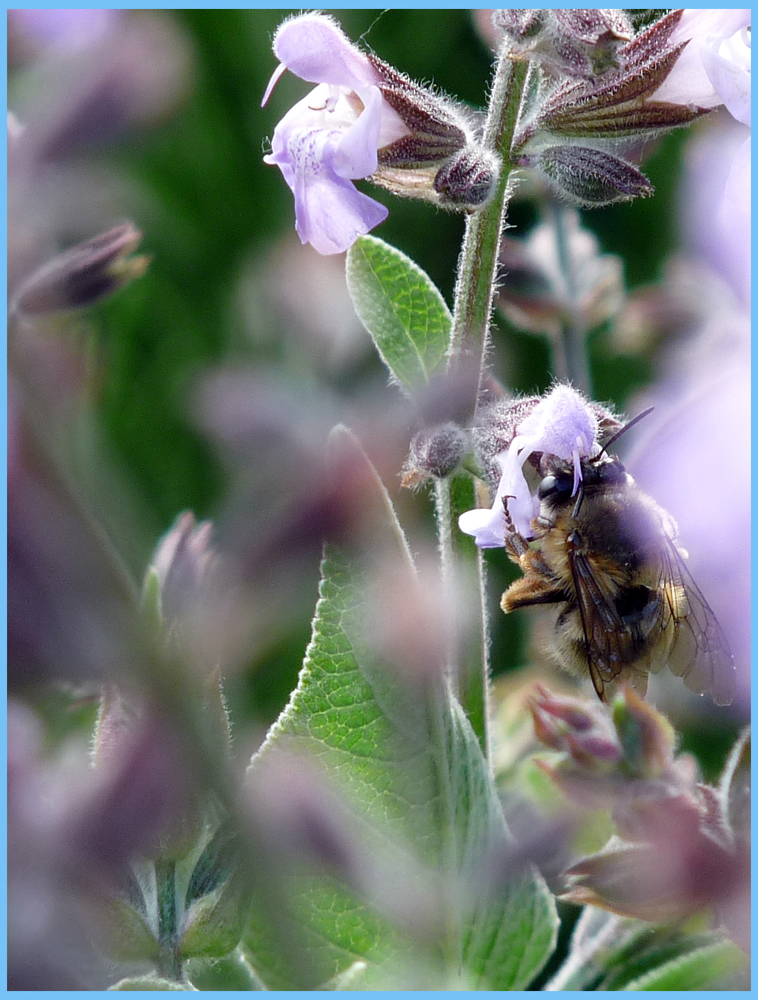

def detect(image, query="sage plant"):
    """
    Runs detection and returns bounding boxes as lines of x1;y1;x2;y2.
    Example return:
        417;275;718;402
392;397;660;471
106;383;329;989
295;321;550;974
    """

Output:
8;9;750;991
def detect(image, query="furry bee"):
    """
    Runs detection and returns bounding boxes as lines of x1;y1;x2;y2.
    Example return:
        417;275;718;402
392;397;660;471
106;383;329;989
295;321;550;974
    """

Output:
501;438;735;706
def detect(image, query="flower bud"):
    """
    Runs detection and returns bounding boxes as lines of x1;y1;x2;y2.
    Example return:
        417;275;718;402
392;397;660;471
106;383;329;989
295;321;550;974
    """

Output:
432;145;499;209
369;55;499;211
493;10;546;42
529;683;622;773
516;11;709;147
148;512;216;629
495;8;633;79
526;145;654;208
612;685;675;780
401;422;468;487
12;223;149;316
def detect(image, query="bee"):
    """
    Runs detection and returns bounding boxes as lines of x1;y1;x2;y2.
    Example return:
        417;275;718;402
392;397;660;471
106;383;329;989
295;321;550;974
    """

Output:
501;418;735;706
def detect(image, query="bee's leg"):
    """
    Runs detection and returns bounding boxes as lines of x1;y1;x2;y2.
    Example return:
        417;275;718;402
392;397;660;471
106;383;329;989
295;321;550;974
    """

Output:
501;565;569;613
502;495;536;567
505;530;530;564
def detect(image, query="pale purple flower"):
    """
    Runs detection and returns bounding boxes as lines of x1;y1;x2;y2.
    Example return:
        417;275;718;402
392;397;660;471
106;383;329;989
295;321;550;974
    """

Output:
701;26;751;126
654;11;751;305
459;384;600;545
262;13;409;255
652;9;751;111
10;8;117;57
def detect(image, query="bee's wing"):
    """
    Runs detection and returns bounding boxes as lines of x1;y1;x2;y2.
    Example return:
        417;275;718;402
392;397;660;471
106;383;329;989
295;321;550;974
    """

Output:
567;543;635;701
658;537;736;706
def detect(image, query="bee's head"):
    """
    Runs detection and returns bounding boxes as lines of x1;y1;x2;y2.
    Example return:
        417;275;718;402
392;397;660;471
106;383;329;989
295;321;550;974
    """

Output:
537;454;626;506
536;407;652;517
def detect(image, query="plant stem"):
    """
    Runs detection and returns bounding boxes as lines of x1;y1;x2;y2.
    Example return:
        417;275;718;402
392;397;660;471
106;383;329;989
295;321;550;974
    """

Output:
442;52;528;757
156;858;182;982
448;56;528;399
549;199;592;394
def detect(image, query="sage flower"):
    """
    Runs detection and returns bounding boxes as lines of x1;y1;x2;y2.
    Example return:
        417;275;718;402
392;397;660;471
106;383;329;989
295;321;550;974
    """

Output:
652;9;751;115
459;384;601;544
263;13;498;254
262;13;409;255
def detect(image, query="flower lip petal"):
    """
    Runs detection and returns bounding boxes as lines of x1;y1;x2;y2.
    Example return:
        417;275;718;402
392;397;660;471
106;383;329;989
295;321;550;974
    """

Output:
288;134;388;255
458;507;507;548
272;13;380;92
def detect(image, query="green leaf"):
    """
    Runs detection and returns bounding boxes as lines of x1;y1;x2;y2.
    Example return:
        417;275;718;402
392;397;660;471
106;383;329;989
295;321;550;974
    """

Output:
186;950;266;991
242;428;557;989
346;235;451;392
320;959;369;990
185;822;238;907
615;937;748;991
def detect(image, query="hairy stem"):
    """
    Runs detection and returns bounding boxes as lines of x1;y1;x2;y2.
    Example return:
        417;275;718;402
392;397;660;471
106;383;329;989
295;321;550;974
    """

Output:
442;52;528;758
448;56;529;394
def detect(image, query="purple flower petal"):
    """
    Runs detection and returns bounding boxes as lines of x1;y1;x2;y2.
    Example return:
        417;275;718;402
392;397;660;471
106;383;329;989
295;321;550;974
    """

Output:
263;15;399;254
702;30;751;126
458;506;508;549
267;126;386;255
272;13;380;93
332;86;384;179
654;9;751;108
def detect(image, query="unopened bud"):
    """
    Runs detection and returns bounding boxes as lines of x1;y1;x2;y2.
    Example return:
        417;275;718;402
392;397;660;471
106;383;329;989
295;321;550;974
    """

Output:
529;683;621;773
12;223;149;316
493;9;546;41
612;685;675;780
527;145;653;208
433;145;499;209
496;8;632;79
369;54;496;213
148;512;216;628
401;422;467;487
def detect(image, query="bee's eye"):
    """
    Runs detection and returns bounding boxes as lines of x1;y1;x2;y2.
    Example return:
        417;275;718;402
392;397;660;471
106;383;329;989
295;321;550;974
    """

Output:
538;473;573;501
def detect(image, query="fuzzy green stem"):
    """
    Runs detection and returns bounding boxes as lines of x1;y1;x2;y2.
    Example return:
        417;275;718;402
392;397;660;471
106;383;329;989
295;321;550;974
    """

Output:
156;858;183;982
448;56;529;395
442;52;528;758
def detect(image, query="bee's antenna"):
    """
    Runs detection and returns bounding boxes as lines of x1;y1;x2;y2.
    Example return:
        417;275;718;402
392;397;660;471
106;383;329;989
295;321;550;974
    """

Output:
596;406;654;459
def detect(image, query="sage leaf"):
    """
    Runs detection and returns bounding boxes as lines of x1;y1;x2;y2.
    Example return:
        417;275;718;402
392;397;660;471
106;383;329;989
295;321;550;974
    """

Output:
346;235;451;392
242;428;557;989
